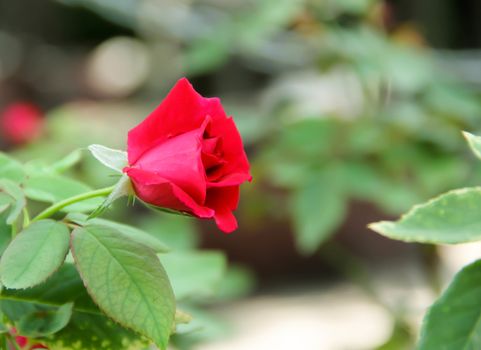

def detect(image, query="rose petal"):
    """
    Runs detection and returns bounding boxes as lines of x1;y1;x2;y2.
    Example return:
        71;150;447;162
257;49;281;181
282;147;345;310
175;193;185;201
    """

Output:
202;137;222;154
207;172;252;188
202;136;226;171
128;78;225;164
132;126;207;203
202;153;226;171
206;186;240;233
126;167;214;218
213;208;238;233
207;116;250;181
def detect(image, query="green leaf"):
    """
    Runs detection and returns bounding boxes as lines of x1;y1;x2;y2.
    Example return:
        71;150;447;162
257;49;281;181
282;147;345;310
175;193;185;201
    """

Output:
0;180;26;225
290;171;346;254
1;264;96;315
50;312;147;350
237;0;303;50
88;144;128;173
48;149;83;173
0;194;13;214
67;213;170;253
418;259;481;350
1;298;36;323
137;213;198;251
214;265;256;301
24;150;83;177
1;264;146;350
71;225;175;349
0;153;25;183
463;131;481;160
0;213;11;256
369;187;481;244
24;175;104;212
2;298;144;350
0;220;70;289
185;36;230;75
160;251;226;300
0;321;7;334
17;302;73;337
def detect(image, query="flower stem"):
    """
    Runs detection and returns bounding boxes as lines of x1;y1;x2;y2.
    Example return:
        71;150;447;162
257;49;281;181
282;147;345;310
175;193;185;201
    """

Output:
32;185;115;222
22;207;30;227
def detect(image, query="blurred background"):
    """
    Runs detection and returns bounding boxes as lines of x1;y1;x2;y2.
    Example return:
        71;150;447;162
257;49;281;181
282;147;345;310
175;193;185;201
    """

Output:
2;0;481;349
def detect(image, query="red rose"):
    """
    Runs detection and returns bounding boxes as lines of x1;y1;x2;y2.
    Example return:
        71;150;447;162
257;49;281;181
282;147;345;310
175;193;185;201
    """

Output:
0;102;43;145
124;78;251;232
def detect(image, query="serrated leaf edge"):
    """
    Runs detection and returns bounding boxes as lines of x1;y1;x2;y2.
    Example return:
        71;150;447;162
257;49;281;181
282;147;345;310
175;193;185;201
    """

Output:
0;220;70;289
70;227;174;350
368;187;481;244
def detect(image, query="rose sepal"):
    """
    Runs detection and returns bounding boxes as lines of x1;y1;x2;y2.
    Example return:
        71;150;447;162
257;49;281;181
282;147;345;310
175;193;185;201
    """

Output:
87;144;133;218
88;174;133;219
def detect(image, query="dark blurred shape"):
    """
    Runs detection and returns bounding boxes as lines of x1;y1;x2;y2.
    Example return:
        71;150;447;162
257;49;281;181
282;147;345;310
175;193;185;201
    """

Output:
0;0;133;45
200;201;415;287
0;102;44;146
389;0;481;49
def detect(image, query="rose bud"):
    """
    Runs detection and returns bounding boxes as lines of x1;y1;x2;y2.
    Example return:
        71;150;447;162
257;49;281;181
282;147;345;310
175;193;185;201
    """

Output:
124;78;251;232
0;102;43;145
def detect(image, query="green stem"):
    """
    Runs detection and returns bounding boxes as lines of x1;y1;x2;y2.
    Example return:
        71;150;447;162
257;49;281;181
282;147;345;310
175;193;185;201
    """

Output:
32;186;115;222
22;207;30;228
10;222;16;239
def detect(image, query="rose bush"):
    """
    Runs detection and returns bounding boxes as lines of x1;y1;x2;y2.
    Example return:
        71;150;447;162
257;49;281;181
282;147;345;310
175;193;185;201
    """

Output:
124;78;251;232
0;78;252;349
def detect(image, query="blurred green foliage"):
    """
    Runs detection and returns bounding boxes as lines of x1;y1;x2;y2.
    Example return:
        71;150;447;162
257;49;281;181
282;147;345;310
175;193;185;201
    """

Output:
3;0;481;347
18;0;474;257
